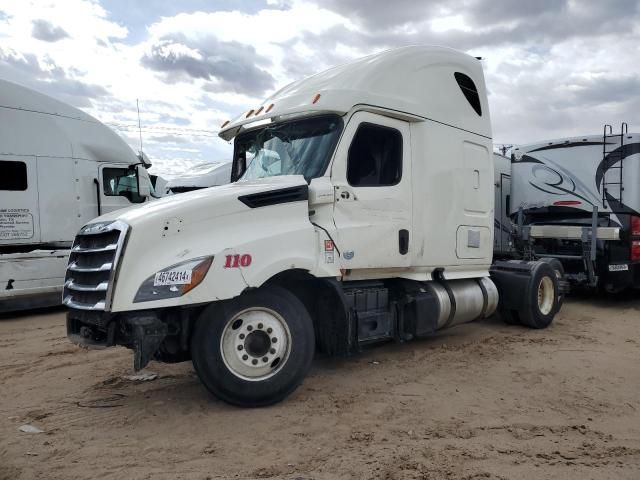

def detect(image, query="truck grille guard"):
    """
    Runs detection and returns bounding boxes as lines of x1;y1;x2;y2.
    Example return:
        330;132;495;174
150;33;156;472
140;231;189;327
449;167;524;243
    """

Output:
63;220;129;311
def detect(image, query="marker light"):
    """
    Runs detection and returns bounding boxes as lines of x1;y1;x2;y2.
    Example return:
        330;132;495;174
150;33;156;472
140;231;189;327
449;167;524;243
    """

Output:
265;103;274;113
553;200;581;206
245;109;255;118
221;120;230;128
312;93;321;104
631;216;640;236
254;106;264;116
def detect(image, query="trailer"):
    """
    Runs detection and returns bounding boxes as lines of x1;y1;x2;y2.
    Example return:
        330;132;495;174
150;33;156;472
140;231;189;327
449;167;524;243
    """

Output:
0;79;160;312
510;124;640;292
493;152;514;257
64;46;564;407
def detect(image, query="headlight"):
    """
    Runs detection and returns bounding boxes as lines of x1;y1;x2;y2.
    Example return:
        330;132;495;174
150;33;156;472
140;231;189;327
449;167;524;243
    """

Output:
79;221;116;235
134;256;214;303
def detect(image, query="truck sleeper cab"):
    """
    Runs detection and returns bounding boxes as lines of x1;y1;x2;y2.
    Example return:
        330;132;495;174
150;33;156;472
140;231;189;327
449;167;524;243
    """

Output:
0;79;158;312
65;46;563;407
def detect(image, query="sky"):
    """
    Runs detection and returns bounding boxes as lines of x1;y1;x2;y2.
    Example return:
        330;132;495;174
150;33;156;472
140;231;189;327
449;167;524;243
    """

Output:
0;0;638;178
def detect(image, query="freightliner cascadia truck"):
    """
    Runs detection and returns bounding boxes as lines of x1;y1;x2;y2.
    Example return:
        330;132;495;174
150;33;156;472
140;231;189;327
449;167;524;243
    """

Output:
64;46;564;407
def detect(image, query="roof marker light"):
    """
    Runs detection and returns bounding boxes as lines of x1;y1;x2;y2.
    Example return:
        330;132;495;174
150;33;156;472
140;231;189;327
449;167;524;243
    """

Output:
246;109;255;118
221;120;230;128
254;106;264;116
312;93;321;104
265;103;274;113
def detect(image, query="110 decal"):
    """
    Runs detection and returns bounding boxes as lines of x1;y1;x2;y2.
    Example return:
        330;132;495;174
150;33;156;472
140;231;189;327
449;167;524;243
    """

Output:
223;254;252;268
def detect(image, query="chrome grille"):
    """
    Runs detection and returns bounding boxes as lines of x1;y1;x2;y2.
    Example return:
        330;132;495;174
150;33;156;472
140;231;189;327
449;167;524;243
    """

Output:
63;221;128;311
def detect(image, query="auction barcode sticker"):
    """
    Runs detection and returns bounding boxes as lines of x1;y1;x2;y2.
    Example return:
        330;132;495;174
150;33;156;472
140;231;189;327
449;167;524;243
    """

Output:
608;264;629;272
154;269;193;286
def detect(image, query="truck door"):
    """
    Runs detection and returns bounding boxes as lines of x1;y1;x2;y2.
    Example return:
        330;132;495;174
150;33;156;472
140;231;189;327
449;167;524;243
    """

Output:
0;155;40;244
331;112;412;269
98;163;147;214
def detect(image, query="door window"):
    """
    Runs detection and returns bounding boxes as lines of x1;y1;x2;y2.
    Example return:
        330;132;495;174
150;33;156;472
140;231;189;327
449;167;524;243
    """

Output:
0;161;28;191
347;123;402;187
102;168;145;203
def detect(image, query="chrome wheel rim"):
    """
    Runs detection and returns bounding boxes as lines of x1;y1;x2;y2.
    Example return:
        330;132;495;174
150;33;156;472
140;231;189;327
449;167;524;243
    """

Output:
537;276;555;315
220;308;292;381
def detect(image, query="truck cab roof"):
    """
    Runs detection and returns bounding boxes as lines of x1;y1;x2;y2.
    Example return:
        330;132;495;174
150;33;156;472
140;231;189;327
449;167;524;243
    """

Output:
219;45;491;141
0;78;138;164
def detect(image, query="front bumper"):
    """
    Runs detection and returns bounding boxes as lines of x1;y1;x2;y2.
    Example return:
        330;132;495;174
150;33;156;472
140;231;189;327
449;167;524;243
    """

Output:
67;308;168;370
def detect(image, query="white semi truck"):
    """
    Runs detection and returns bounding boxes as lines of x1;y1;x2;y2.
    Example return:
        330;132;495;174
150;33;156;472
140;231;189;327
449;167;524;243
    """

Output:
65;46;564;407
0;79;157;312
165;161;232;194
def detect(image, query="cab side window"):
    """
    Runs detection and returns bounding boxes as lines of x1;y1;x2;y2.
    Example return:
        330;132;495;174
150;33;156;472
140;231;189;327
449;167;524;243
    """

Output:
0;161;28;191
347;123;402;187
103;168;145;203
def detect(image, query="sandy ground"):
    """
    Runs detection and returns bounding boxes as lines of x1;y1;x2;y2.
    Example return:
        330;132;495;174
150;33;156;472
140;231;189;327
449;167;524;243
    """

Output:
1;295;639;480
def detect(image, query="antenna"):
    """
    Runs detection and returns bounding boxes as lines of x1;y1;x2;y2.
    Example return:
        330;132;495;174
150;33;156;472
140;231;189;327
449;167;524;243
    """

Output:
136;98;143;153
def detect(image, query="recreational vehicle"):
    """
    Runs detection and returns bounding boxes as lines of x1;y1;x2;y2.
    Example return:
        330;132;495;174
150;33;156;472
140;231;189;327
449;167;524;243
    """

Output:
64;46;564;407
0;79;158;312
510;124;640;292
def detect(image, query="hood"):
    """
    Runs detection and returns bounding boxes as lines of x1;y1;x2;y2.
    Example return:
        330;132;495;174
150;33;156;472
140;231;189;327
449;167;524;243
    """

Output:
89;175;309;227
102;174;316;311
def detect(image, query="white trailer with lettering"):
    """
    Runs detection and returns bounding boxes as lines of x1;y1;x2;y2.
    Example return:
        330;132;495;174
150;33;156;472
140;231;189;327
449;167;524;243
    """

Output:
0;79;157;312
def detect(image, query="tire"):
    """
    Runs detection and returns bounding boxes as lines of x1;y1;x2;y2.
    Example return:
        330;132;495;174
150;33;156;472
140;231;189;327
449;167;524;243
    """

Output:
518;261;560;329
191;285;315;407
539;257;565;308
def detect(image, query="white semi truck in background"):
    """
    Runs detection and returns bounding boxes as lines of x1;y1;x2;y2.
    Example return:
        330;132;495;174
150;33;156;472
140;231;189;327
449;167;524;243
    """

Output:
0;79;158;312
64;46;564;407
165;161;232;194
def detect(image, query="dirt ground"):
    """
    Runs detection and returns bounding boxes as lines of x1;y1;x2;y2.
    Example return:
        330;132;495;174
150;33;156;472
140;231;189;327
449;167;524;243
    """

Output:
1;295;639;480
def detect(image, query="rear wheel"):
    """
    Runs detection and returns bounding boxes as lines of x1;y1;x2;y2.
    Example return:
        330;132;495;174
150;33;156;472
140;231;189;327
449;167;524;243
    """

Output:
540;257;565;308
518;261;559;329
191;285;315;407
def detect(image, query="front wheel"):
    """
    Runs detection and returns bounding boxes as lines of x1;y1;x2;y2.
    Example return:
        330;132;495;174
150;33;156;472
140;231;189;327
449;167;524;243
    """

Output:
191;285;315;407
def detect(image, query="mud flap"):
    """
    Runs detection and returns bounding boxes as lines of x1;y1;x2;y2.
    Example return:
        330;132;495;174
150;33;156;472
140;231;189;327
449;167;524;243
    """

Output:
126;316;168;371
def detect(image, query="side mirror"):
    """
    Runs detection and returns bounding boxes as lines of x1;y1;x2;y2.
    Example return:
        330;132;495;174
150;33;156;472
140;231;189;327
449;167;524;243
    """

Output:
136;165;152;198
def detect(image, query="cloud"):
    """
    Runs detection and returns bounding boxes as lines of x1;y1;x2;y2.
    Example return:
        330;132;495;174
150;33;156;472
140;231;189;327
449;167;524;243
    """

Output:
31;19;69;42
142;36;275;95
313;0;639;52
0;49;108;107
147;134;188;144
0;0;638;180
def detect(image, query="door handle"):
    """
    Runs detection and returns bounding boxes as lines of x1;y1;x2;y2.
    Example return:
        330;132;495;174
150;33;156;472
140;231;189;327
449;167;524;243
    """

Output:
399;229;409;255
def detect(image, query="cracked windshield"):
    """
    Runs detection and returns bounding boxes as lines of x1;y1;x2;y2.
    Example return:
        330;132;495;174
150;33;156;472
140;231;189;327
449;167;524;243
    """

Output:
237;115;342;181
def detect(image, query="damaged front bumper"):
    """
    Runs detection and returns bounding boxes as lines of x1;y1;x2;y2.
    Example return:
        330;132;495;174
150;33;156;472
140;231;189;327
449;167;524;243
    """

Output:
67;309;170;370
